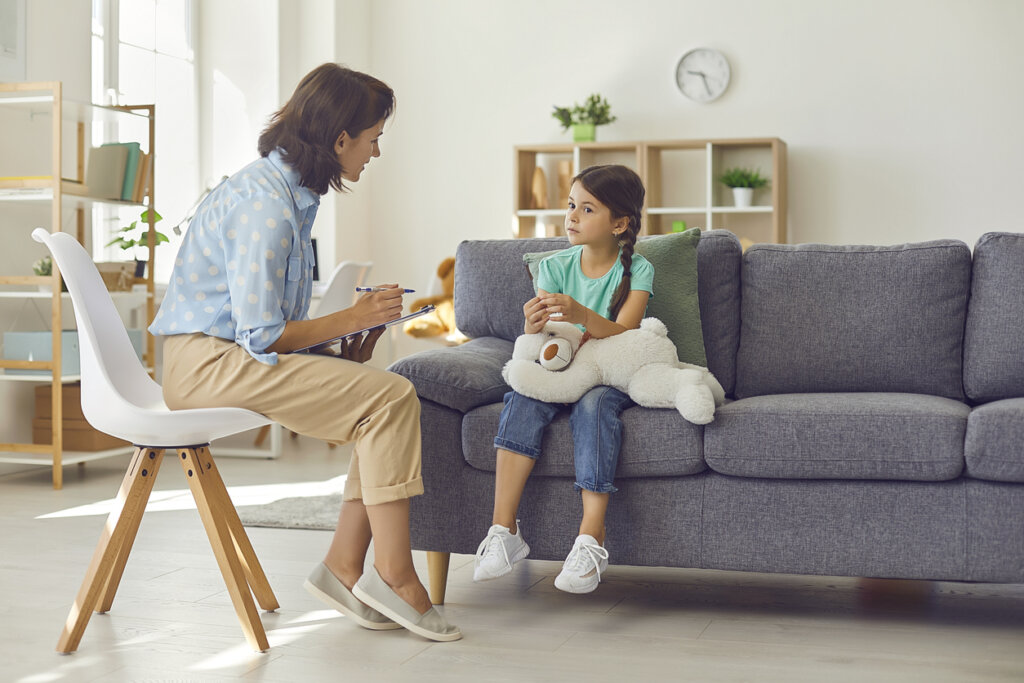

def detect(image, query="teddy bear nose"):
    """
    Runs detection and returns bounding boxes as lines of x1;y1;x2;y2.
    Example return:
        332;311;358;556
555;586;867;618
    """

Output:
543;345;559;361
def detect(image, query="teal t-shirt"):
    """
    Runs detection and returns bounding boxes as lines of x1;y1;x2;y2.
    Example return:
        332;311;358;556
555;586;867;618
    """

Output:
536;245;654;324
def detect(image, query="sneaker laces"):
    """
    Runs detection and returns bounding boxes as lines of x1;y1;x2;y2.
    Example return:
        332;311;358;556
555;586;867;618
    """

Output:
476;526;513;570
564;539;609;580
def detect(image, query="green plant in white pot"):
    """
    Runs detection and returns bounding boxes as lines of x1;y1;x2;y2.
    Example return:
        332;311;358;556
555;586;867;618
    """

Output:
718;167;769;208
552;93;617;142
106;209;168;277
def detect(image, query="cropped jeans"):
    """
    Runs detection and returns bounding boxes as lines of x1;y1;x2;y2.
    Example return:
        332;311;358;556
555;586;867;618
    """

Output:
493;386;634;494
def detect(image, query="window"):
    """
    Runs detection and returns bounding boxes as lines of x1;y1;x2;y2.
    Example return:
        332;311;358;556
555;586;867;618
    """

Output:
91;0;197;283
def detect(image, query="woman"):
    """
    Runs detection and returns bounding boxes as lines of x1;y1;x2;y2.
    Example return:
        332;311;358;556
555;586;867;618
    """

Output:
151;63;460;642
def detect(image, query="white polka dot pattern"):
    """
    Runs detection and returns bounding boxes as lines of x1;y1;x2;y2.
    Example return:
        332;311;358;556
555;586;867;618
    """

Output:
148;149;321;364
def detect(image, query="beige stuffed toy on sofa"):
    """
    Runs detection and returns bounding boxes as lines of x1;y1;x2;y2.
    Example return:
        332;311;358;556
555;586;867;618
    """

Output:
502;318;725;424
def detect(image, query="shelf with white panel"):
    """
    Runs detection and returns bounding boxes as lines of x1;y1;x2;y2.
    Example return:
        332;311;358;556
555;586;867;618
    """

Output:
0;80;157;489
514;137;787;246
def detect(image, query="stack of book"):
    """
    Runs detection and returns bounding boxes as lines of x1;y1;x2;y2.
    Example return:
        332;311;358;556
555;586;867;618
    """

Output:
83;142;152;202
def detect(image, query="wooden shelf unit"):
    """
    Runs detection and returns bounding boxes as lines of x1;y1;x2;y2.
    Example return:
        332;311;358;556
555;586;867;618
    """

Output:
514;137;786;246
0;81;157;489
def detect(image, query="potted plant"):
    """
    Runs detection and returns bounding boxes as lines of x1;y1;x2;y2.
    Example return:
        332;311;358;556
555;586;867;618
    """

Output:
32;254;68;292
106;209;168;277
718;167;769;208
552;93;617;142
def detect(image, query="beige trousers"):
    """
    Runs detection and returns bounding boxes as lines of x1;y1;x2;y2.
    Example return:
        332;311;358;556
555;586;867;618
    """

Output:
162;333;423;505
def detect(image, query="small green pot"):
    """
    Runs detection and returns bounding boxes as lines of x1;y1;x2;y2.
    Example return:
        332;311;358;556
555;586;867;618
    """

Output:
572;123;596;142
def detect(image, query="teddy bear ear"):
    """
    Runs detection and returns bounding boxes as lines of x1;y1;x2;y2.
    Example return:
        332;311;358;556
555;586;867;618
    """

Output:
437;256;455;277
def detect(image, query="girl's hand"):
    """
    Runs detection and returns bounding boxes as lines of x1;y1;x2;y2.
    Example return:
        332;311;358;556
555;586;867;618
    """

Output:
540;293;587;326
350;284;405;330
523;296;550;334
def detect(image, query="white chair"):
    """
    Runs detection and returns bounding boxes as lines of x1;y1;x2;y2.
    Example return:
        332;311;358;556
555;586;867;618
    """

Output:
253;259;372;448
32;228;279;654
313;259;373;317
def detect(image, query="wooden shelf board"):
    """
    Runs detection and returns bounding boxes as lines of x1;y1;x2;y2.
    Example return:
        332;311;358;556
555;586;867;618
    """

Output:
0;447;130;466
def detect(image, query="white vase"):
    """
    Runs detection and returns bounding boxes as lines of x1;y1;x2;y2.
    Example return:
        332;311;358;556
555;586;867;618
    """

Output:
732;187;754;208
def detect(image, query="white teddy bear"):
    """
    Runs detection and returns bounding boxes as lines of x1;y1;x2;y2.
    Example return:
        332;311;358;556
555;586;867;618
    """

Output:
502;318;725;425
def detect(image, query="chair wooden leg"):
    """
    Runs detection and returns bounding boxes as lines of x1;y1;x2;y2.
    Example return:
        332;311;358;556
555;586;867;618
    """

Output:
97;448;165;613
426;551;451;605
200;447;279;611
253;424;270;447
179;446;269;652
57;447;164;653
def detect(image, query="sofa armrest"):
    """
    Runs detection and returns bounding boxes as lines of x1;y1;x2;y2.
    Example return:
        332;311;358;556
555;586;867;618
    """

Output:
388;337;513;413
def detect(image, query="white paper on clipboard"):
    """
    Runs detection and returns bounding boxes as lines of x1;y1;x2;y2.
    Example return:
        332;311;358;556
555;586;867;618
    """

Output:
293;305;436;352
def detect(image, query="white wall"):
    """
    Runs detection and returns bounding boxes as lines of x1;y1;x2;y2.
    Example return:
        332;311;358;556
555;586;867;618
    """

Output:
363;0;1024;300
197;0;279;192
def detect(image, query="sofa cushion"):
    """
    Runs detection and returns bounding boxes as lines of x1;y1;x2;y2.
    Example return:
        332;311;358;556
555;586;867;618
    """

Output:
963;232;1024;403
523;228;707;367
387;337;513;413
735;240;971;401
693;230;743;397
704;393;969;481
462;403;706;479
964;398;1024;482
455;237;568;343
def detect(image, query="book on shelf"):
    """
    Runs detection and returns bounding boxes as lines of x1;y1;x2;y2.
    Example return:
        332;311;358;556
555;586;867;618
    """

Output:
85;142;149;202
85;144;128;200
131;151;151;203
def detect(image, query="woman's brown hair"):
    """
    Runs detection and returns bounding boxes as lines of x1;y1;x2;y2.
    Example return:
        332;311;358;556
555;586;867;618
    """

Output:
257;63;395;195
572;164;645;321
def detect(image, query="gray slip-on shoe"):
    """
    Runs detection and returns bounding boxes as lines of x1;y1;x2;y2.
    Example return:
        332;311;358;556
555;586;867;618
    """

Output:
352;567;462;642
304;562;402;631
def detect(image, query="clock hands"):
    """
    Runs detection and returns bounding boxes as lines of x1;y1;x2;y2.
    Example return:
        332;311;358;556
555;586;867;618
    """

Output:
687;70;713;96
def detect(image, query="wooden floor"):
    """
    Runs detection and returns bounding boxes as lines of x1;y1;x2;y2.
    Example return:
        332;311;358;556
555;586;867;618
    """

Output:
3;434;1024;682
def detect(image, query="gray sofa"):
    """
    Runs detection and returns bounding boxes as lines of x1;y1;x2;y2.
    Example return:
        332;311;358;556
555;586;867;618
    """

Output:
389;230;1024;604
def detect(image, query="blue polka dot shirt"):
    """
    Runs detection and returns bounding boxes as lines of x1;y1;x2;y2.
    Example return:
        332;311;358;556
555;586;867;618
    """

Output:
149;149;321;365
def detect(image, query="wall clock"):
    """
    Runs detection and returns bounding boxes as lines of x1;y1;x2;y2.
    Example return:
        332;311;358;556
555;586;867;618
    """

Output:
675;48;731;103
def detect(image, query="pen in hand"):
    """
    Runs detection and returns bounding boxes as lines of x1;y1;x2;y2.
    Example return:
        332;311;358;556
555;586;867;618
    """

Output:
356;287;415;293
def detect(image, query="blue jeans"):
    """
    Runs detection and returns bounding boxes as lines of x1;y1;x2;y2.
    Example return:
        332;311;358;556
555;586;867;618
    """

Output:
493;387;633;494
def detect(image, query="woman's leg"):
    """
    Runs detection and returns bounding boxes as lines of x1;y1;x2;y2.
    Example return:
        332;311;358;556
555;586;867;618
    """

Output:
324;499;372;588
163;334;430;611
365;497;431;613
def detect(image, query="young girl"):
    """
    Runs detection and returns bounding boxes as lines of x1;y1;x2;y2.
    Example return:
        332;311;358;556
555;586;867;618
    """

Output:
474;164;653;594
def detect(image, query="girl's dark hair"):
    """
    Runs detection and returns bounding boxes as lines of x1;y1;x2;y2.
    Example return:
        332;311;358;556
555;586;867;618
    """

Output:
572;164;645;320
257;63;395;195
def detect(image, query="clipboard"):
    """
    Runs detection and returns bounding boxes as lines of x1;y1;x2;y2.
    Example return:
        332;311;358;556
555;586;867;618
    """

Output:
293;305;436;352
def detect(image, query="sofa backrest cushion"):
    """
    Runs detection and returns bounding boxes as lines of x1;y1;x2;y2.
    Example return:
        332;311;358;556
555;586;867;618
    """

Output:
455;237;567;343
454;230;743;396
522;228;707;367
735;240;971;400
963;232;1024;403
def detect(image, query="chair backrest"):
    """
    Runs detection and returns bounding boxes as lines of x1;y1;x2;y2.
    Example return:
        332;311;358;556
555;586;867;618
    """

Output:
31;229;165;435
315;260;372;316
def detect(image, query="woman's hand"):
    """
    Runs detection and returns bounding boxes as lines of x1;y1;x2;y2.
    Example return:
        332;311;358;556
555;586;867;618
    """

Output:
336;326;386;363
523;296;550;334
539;293;588;327
350;284;405;330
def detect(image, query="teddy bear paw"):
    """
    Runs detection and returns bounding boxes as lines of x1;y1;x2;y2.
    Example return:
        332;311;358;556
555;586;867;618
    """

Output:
675;385;716;425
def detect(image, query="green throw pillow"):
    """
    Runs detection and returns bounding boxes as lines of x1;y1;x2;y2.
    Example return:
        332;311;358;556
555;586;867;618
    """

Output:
522;227;706;366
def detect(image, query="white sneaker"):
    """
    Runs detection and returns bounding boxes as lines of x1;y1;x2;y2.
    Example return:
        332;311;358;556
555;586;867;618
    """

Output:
554;534;609;594
473;522;530;581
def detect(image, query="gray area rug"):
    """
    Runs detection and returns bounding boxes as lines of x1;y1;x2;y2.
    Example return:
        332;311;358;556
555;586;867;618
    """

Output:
237;494;341;531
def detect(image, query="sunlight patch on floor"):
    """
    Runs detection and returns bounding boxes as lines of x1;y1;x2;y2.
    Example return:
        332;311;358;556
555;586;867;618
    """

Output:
35;475;347;520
